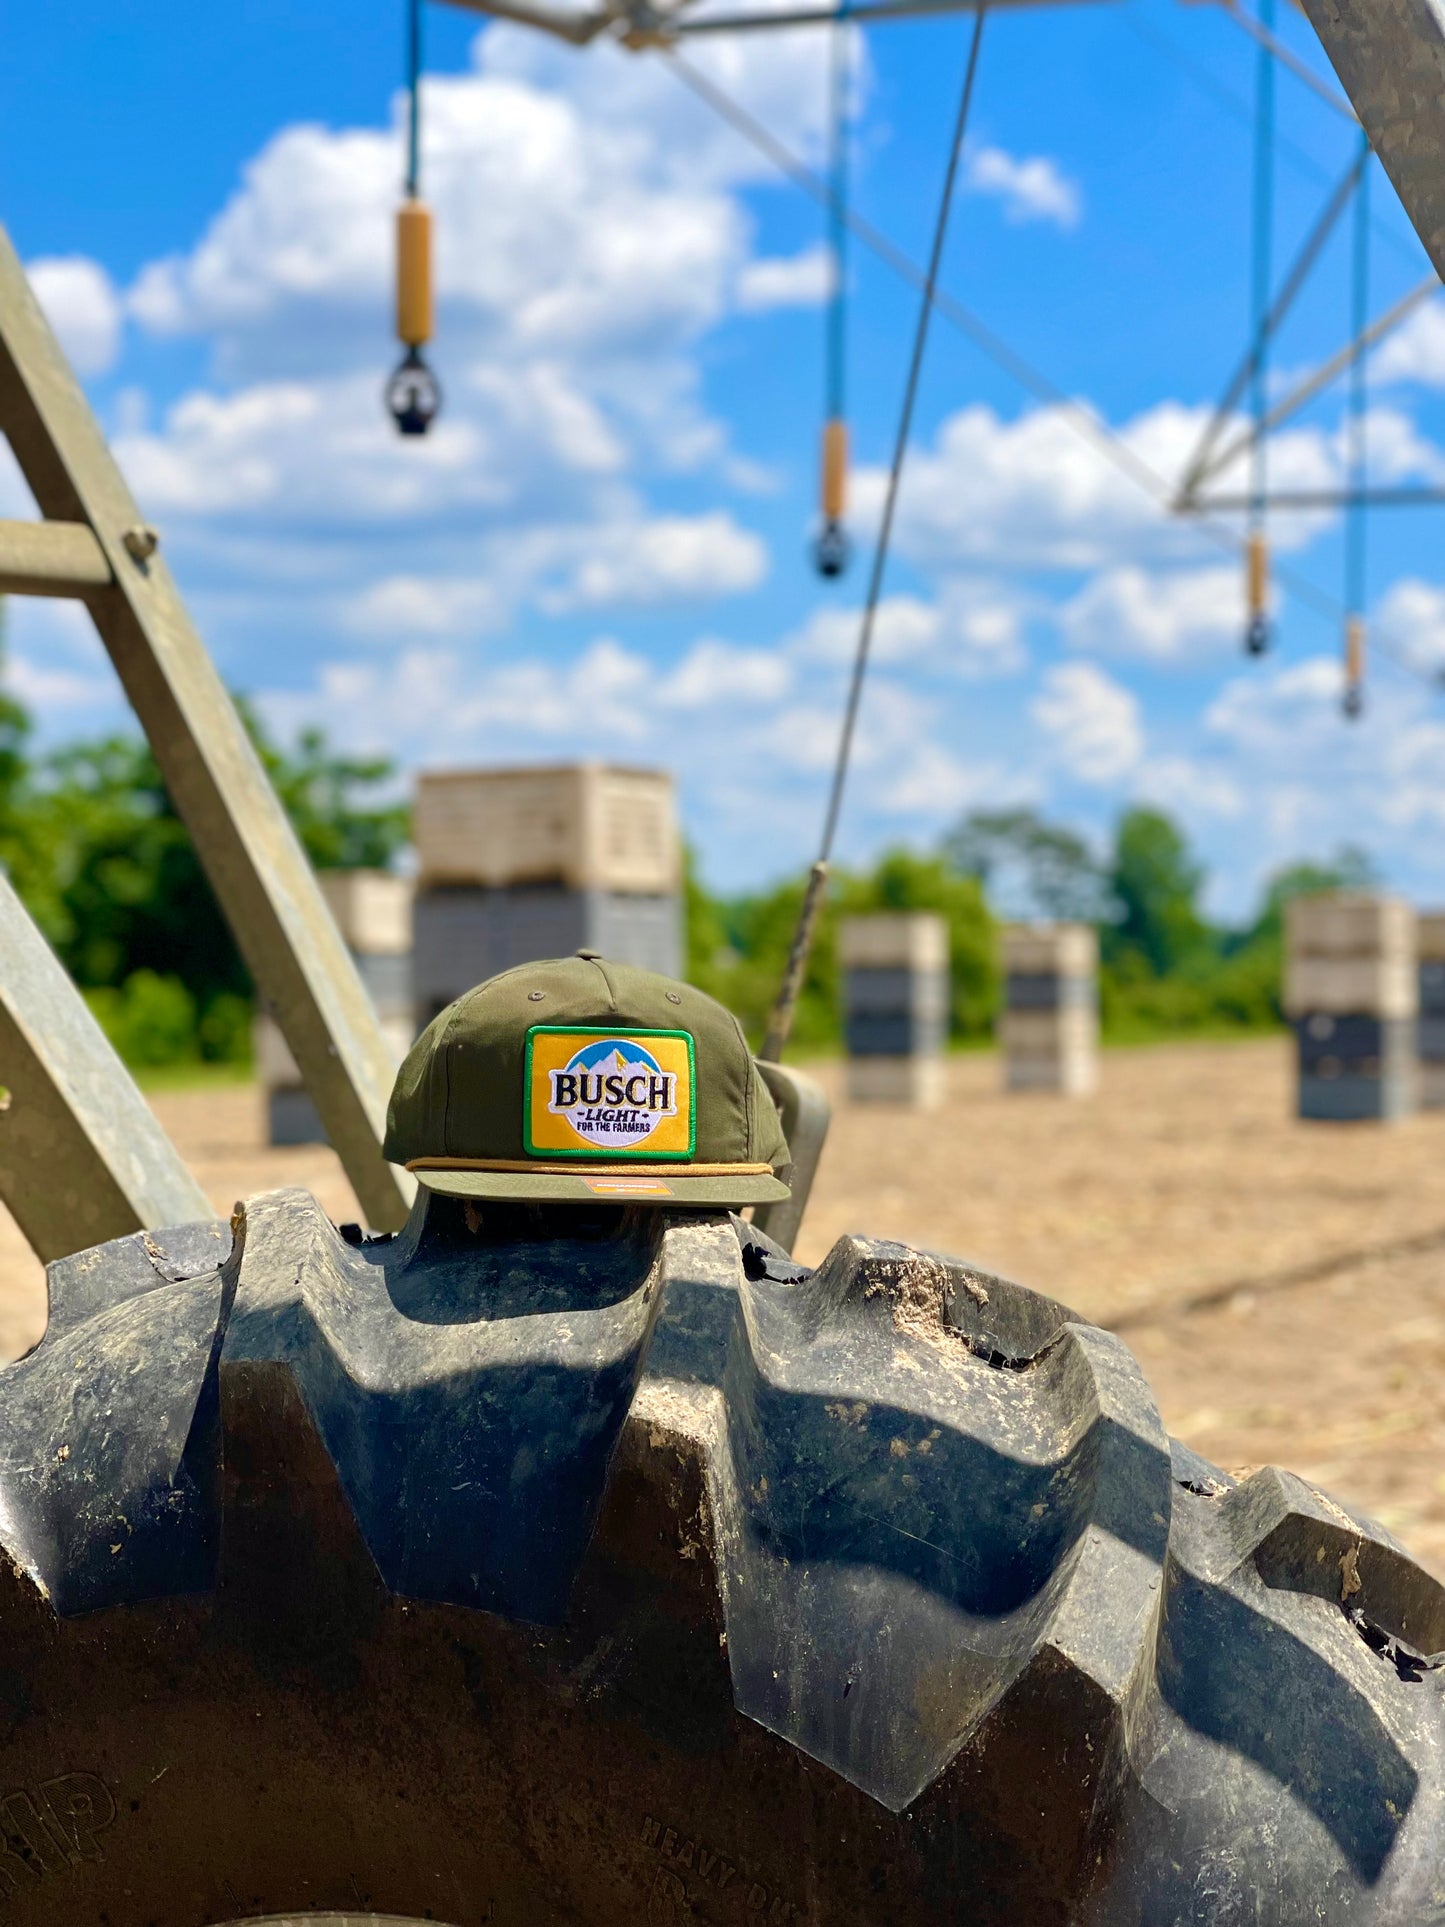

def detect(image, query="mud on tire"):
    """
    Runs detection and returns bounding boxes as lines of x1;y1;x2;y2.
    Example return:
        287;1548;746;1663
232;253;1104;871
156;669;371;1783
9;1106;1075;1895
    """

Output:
0;1188;1440;1925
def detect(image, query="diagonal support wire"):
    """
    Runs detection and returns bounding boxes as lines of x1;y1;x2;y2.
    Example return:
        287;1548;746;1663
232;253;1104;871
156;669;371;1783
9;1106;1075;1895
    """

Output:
1191;274;1439;488
1214;0;1357;121
662;41;1445;688
1175;143;1367;506
761;9;987;1061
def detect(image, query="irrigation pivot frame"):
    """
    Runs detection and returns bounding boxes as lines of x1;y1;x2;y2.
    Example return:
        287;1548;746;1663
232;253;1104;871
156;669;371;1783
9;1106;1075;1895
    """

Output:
0;228;414;1250
2;0;1443;1254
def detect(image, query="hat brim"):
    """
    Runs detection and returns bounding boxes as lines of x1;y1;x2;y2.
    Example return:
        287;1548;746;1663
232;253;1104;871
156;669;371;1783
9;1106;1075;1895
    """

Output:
414;1166;791;1207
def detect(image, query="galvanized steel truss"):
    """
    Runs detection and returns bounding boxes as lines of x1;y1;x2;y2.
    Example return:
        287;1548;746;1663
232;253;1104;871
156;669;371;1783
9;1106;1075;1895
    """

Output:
0;225;412;1259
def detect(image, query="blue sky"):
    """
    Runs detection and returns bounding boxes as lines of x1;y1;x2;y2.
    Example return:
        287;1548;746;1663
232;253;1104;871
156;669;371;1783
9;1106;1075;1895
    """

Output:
4;0;1445;916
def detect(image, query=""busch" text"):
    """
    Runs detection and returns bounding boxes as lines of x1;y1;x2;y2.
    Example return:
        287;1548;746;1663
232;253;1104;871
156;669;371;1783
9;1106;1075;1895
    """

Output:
551;1070;674;1112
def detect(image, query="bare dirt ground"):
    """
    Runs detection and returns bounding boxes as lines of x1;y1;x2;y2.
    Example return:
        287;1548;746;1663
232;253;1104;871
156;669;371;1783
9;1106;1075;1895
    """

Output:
2;1035;1443;1574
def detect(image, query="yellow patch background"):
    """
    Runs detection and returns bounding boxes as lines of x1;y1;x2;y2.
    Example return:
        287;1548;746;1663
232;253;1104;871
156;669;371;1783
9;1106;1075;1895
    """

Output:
527;1028;694;1158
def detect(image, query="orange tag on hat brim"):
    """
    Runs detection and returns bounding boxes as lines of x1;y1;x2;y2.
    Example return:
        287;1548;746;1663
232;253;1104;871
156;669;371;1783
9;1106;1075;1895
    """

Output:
581;1175;677;1197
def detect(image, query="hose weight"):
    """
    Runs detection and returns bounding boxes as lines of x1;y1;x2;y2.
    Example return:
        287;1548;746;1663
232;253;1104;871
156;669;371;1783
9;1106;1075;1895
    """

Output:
396;198;434;348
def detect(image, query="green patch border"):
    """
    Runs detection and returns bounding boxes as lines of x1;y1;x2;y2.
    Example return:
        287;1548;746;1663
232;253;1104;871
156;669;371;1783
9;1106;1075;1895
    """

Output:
523;1025;697;1160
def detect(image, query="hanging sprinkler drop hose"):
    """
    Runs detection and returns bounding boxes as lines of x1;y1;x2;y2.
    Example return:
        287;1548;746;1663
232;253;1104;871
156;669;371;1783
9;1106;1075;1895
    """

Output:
766;10;987;1060
813;12;852;578
1343;614;1365;718
815;418;850;576
1245;526;1270;656
1342;129;1371;720
388;0;442;436
1243;0;1275;656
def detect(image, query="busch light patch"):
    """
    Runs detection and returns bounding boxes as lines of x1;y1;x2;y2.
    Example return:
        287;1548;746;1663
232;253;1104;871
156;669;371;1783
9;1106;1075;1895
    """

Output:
525;1027;696;1159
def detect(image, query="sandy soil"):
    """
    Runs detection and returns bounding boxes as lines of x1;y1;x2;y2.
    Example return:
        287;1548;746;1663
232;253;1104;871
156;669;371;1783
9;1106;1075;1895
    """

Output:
3;1036;1443;1573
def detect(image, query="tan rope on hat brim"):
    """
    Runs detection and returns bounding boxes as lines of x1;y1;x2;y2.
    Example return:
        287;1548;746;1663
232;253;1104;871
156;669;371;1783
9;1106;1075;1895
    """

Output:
406;1157;773;1178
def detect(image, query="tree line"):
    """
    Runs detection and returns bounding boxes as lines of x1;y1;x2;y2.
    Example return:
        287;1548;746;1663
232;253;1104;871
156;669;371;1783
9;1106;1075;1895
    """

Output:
0;622;405;1068
0;622;1370;1068
688;808;1374;1053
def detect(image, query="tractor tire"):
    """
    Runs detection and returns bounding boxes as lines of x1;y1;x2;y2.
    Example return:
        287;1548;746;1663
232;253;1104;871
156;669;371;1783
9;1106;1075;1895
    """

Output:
0;1186;1441;1926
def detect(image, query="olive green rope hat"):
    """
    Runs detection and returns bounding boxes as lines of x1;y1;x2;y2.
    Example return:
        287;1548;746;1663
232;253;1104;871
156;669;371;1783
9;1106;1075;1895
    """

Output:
385;951;791;1207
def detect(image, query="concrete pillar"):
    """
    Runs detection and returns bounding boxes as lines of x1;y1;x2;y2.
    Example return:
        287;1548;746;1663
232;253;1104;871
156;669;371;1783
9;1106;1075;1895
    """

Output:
839;913;948;1107
1284;892;1417;1122
999;924;1098;1097
1416;911;1445;1109
410;764;682;1021
258;870;416;1146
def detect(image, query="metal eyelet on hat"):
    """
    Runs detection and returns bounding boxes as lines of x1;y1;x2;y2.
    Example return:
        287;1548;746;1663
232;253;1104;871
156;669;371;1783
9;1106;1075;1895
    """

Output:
665;991;682;1004
528;990;546;1002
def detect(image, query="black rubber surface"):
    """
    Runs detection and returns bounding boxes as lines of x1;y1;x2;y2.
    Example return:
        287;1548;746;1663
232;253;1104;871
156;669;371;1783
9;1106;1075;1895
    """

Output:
0;1189;1442;1924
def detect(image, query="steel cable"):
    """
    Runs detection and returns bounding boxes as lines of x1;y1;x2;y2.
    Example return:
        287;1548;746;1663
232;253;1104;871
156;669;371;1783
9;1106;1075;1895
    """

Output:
760;8;987;1059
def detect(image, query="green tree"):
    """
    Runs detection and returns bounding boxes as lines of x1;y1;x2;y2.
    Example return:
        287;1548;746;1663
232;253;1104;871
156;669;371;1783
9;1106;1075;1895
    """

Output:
1244;849;1378;946
684;846;996;1052
682;843;734;1000
37;707;406;976
21;733;248;1011
237;697;408;870
706;868;841;1053
1142;847;1380;1041
2;691;410;1067
1104;807;1210;977
837;848;996;1036
0;600;32;870
944;807;1107;923
86;970;202;1068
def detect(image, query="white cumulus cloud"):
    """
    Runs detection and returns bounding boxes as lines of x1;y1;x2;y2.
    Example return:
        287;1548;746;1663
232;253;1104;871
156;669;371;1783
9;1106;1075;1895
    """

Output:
659;637;792;709
542;512;768;609
1135;753;1245;821
849;397;1354;577
1376;577;1445;673
787;584;1027;676
789;595;942;667
736;244;833;313
1060;564;1245;661
1032;661;1143;783
100;26;863;644
341;575;508;642
1373;297;1445;389
0;599;122;732
1205;654;1354;756
27;256;123;376
1196;653;1445;875
965;146;1081;229
126;28;830;375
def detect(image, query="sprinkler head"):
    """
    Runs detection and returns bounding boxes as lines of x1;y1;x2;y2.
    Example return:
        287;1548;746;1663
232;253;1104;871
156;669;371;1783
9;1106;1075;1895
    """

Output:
1244;613;1271;657
813;520;850;579
387;347;442;437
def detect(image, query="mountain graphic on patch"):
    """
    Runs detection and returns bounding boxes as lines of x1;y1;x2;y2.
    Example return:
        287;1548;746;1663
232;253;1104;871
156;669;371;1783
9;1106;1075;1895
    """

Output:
546;1035;679;1149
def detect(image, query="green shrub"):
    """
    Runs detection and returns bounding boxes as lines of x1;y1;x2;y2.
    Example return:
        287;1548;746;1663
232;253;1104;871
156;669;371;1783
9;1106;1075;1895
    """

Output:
837;849;997;1038
87;970;198;1067
197;991;253;1065
686;846;996;1053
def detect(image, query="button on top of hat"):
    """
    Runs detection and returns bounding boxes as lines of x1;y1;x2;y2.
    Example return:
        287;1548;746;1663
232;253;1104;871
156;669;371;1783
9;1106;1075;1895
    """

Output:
575;948;602;960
